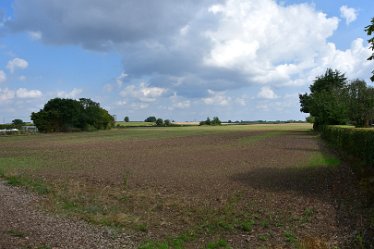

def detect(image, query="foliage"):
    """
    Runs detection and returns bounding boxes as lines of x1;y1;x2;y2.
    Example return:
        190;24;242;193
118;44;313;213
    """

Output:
347;80;374;127
31;98;114;132
12;119;25;128
200;117;221;126
305;116;315;124
299;68;349;129
164;119;171;126
365;17;374;82
156;118;164;126
124;116;129;122
320;126;374;168
145;116;157;122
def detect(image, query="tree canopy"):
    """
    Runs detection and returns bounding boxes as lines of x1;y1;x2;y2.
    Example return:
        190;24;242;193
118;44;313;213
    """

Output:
300;69;374;128
31;98;114;132
299;69;349;128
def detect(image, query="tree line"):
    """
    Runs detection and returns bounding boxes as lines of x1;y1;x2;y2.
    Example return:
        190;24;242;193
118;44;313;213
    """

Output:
299;68;374;129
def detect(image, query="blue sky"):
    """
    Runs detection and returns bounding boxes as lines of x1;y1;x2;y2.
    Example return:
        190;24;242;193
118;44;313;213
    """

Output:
0;0;373;123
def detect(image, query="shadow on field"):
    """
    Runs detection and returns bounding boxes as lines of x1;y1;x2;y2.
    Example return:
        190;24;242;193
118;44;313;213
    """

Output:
231;133;371;248
231;166;335;198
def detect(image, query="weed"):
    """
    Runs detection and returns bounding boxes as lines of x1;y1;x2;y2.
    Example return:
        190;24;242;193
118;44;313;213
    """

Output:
301;207;315;223
284;230;297;244
258;234;269;241
206;239;231;249
260;219;269;228
136;223;148;233
240;220;255;232
6;229;26;238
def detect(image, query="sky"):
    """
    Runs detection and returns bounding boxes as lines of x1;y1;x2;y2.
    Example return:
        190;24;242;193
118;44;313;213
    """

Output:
0;0;373;123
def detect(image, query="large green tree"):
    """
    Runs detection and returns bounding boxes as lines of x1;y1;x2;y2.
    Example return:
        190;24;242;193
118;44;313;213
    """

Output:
31;98;114;132
348;79;374;127
299;69;349;129
365;17;374;82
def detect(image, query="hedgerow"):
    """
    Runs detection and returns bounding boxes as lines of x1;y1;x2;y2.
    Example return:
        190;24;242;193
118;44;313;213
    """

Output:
320;126;374;168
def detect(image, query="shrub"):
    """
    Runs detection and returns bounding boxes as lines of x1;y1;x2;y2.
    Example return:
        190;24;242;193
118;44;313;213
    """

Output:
156;118;163;126
164;119;171;126
124;116;129;122
145;116;157;122
321;126;374;168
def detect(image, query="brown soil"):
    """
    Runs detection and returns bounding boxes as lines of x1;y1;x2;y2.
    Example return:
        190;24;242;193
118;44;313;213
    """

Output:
0;128;369;248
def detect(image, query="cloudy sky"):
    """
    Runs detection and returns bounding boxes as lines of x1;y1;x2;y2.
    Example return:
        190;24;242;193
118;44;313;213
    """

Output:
0;0;373;122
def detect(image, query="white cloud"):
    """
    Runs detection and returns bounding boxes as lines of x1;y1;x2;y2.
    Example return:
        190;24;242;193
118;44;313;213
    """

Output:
202;90;231;106
19;75;27;81
28;31;42;40
116;72;128;87
170;94;191;109
120;82;167;102
258;86;278;99
7;58;29;73
340;5;357;25
0;88;15;101
16;88;42;98
204;0;341;85
0;71;6;83
56;88;82;98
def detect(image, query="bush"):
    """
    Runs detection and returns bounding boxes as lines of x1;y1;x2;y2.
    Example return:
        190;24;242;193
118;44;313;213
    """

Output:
156;118;163;126
164;119;171;126
321;126;374;168
124;116;129;122
145;116;157;122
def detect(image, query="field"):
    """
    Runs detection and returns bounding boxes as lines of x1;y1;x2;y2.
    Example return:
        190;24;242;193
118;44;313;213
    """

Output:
0;124;366;248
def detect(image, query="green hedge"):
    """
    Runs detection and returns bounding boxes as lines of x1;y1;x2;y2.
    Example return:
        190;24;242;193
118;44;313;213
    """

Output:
320;126;374;168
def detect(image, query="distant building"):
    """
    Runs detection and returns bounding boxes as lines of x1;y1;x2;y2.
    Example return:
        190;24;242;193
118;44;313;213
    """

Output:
22;126;38;133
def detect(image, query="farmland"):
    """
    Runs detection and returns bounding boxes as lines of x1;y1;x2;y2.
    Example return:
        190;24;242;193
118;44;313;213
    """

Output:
0;124;367;248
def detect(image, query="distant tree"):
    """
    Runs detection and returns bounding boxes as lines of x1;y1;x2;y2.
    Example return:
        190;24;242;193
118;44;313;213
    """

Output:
124;116;129;122
145;116;157;122
164;119;171;126
12;119;25;127
299;68;349;129
156;118;163;126
205;117;211;125
365;17;374;82
31;98;114;132
211;116;221;125
228;120;232;123
347;79;374;127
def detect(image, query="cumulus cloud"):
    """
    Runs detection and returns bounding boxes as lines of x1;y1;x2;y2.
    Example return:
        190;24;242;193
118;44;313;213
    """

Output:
120;82;167;102
5;0;374;119
202;89;231;106
16;88;42;98
0;71;6;83
7;58;29;73
56;88;82;98
116;72;128;87
258;87;278;99
340;5;357;25
0;87;42;101
0;88;15;101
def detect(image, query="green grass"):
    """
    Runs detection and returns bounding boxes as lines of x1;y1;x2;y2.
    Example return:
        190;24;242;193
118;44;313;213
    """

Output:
307;152;340;168
5;175;50;194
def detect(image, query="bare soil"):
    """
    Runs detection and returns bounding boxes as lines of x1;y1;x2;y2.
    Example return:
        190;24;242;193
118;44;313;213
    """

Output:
0;126;369;248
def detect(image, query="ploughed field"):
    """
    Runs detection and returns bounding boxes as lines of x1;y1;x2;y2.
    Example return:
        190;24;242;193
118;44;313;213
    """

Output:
0;124;364;248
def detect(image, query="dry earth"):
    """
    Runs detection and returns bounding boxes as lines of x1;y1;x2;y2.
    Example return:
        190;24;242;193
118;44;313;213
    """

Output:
0;125;369;248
